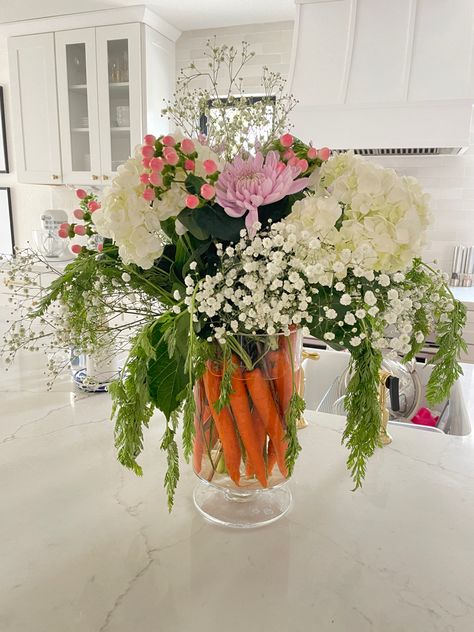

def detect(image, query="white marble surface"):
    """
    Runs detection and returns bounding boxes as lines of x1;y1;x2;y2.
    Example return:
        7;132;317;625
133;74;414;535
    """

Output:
2;349;474;632
451;286;474;310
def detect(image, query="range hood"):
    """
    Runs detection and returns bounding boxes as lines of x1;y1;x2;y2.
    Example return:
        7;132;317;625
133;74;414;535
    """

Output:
288;0;474;154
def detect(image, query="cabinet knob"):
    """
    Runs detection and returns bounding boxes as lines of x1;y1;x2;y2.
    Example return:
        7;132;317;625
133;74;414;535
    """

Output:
102;175;109;181
91;174;99;181
52;174;60;180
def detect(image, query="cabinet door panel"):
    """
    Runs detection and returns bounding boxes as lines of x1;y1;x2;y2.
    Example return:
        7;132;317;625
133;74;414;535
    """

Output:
8;33;62;184
55;28;101;185
96;23;142;180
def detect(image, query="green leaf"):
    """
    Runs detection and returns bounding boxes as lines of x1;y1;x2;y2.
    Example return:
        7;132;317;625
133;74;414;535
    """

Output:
185;173;206;195
178;204;245;242
147;322;189;419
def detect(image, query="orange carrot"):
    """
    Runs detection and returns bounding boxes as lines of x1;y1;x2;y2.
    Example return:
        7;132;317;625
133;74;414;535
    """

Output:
245;367;288;478
267;439;277;477
245;408;267;478
227;355;267;487
202;363;241;485
266;348;293;417
193;404;211;474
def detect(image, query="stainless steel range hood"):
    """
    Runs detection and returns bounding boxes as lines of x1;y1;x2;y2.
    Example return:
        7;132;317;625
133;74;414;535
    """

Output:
288;0;474;153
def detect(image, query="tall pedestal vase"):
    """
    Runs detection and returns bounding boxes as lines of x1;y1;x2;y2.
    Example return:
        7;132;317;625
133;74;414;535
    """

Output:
192;329;303;528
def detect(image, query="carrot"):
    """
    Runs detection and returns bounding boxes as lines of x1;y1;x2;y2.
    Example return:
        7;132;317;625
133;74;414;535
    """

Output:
193;404;211;474
267;439;277;477
226;355;267;487
202;363;241;485
245;367;288;478
266;348;293;417
245;408;267;478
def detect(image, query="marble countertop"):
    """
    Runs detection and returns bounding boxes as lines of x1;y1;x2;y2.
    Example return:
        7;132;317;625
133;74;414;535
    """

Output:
1;351;474;632
450;286;474;310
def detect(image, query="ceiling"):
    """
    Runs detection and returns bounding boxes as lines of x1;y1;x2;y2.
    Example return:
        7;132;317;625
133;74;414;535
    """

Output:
0;0;296;31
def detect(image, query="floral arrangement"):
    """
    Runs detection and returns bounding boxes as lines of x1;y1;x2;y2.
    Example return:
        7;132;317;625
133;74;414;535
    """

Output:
2;42;466;508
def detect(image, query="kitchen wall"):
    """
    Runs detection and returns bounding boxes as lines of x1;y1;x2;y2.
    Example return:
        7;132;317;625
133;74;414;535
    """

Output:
1;19;473;275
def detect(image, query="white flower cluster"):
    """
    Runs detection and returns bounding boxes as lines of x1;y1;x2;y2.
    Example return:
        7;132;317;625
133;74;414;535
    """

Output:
305;151;432;273
185;225;315;339
93;147;166;269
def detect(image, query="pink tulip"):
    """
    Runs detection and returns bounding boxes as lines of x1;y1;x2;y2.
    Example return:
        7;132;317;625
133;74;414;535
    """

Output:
76;188;87;200
203;159;218;175
58;228;68;239
280;133;294;148
71;244;82;254
144;134;156;146
149;171;162;186
74;225;86;236
200;183;216;200
150;157;165;172
140;173;150;184
181;138;195;154
184;159;195;171
142;158;151;169
185;194;199;209
162;135;176;147
73;209;84;220
143;188;155;201
141;145;155;159
318;147;331;161
307;147;318;160
88;201;100;212
298;159;309;172
163;148;179;165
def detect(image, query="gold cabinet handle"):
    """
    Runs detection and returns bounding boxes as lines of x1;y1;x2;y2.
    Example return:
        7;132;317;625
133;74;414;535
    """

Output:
92;174;99;181
52;174;60;180
102;175;109;181
302;350;320;361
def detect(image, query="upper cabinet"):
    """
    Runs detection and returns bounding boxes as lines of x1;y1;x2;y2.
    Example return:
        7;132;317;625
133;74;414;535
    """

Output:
9;33;62;184
8;17;177;185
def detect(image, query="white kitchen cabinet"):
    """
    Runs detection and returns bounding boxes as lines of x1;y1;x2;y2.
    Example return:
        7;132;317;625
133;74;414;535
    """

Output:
8;18;176;186
8;34;62;185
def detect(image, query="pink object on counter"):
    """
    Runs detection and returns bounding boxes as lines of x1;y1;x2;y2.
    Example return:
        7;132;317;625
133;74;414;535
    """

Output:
411;407;439;427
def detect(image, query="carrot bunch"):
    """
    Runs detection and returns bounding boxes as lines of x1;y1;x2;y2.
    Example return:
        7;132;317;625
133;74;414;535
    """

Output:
193;335;301;487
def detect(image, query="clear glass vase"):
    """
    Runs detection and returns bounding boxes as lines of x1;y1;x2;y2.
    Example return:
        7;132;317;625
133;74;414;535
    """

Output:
192;329;303;528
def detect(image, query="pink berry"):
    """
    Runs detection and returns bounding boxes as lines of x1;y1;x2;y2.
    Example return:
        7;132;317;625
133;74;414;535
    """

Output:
140;173;150;184
200;183;216;200
150;157;165;172
58;228;68;239
143;188;155;201
283;149;295;161
142;158;151;169
88;201;100;212
184;159;195;171
162;135;176;147
76;188;87;200
59;222;70;231
74;225;86;236
97;243;103;252
318;147;331;161
73;209;84;220
185;194;199;209
181;138;195;154
141;145;154;159
288;156;299;167
71;244;82;254
144;134;156;146
163;148;179;165
149;171;162;186
298;159;309;172
276;161;286;173
280;133;294;148
307;147;318;160
203;159;218;175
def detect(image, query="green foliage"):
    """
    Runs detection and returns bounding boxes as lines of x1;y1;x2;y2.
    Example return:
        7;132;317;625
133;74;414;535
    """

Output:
426;299;467;404
215;342;235;412
161;410;180;511
342;341;383;489
178;203;245;242
285;392;304;475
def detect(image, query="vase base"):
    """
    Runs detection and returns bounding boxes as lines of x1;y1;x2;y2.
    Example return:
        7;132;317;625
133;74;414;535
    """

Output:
193;480;292;528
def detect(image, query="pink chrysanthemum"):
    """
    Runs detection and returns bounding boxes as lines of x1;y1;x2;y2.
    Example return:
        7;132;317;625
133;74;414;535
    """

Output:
215;151;309;237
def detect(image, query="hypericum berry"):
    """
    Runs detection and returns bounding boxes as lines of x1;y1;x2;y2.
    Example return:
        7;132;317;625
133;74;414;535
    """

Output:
318;147;331;161
144;134;156;146
181;138;195;154
73;209;84;220
76;188;87;200
280;133;294;148
150;157;165;172
162;135;176;147
185;194;199;209
200;183;216;200
141;145;154;159
143;188;155;201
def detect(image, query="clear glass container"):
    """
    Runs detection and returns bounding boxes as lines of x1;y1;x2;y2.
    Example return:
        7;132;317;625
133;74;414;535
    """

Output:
192;329;303;528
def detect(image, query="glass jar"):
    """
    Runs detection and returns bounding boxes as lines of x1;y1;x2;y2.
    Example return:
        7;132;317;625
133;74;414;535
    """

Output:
192;329;303;528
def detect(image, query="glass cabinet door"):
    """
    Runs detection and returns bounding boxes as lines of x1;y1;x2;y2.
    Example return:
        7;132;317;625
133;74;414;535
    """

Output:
55;28;101;184
96;24;142;181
